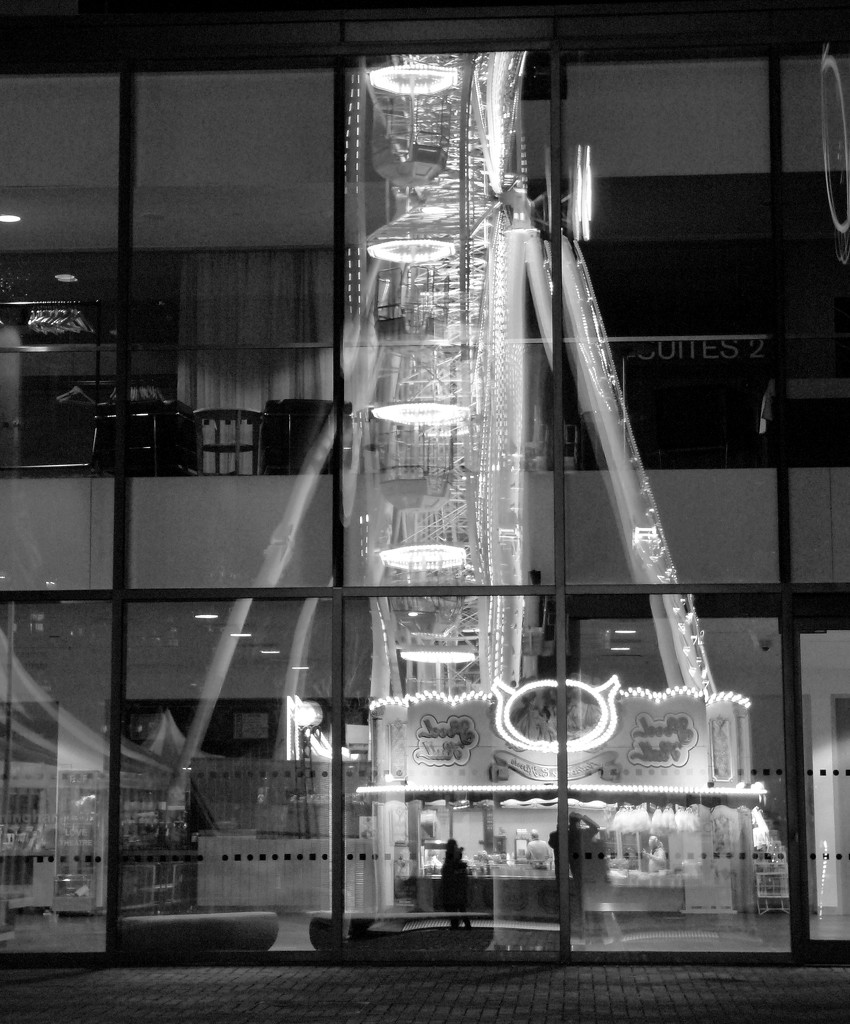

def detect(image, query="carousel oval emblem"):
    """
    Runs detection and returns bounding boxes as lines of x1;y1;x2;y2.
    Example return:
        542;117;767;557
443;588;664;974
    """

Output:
498;677;621;753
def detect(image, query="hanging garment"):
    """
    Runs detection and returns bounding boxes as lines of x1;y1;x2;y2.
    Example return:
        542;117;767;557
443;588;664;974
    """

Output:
751;805;770;849
634;803;652;832
661;804;677;833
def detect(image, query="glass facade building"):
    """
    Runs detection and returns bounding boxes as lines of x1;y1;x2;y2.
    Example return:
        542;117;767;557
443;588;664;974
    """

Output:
0;2;849;964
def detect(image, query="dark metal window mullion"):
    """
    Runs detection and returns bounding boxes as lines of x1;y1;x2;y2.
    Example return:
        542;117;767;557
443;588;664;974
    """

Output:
331;56;348;961
768;46;808;963
105;62;135;960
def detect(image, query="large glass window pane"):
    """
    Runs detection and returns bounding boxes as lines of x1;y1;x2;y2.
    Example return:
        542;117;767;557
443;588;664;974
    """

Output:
343;51;555;586
0;76;117;590
801;627;850;940
340;593;560;957
0;601;111;954
565;596;789;953
782;49;850;581
119;599;331;953
561;59;777;585
124;71;334;588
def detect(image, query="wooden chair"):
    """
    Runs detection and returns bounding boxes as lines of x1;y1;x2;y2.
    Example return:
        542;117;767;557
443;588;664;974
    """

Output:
194;408;261;475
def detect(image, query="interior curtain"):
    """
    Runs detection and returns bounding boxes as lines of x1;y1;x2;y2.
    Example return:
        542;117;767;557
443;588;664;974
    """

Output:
177;249;333;411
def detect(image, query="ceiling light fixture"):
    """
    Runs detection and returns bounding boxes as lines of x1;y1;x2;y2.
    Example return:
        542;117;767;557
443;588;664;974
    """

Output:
399;647;476;664
0;214;21;223
367;238;455;265
380;543;466;572
369;63;458;96
54;273;78;284
372;402;469;427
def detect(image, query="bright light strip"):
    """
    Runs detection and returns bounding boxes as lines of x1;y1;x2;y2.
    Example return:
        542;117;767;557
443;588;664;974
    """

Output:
354;781;766;797
619;685;750;709
705;691;752;709
367;238;455;264
357;783;558;795
194;613;219;620
0;214;20;223
260;649;281;655
582;145;592;239
614;629;636;635
399;647;476;664
370;690;491;711
610;646;631;652
230;632;251;638
379;543;466;572
369;63;458;96
372;402;469;427
566;781;766;796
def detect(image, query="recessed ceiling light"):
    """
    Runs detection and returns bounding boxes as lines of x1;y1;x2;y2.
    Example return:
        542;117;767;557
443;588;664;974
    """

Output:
292;665;309;670
194;613;218;620
614;629;637;635
230;632;252;638
399;647;476;664
260;649;281;655
610;646;632;652
0;214;21;223
55;273;78;283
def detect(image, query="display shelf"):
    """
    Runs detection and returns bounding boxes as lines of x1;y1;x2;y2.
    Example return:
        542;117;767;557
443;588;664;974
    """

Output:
53;873;94;914
120;858;194;914
755;853;789;914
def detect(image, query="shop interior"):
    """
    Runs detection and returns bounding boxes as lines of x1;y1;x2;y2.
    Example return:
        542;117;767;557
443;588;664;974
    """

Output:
0;594;791;954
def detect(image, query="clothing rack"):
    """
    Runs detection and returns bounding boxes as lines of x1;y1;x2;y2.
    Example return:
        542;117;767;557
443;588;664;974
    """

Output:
0;299;101;346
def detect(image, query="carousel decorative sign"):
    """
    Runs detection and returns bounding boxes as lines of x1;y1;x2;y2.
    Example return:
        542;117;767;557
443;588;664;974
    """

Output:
412;713;479;766
492;676;621;753
491;750;558;782
565;749;620;781
627;710;698;768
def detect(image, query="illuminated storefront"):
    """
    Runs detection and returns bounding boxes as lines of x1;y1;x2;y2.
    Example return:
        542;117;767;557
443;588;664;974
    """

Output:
0;2;849;964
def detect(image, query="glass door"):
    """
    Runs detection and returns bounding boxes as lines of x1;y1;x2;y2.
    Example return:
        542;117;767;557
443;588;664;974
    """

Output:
799;625;850;948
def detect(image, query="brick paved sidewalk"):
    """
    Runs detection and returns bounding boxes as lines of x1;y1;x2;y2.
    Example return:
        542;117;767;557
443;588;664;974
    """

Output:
1;964;849;1024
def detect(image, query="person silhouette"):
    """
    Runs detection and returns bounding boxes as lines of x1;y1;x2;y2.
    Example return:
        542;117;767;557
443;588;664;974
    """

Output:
441;839;471;929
